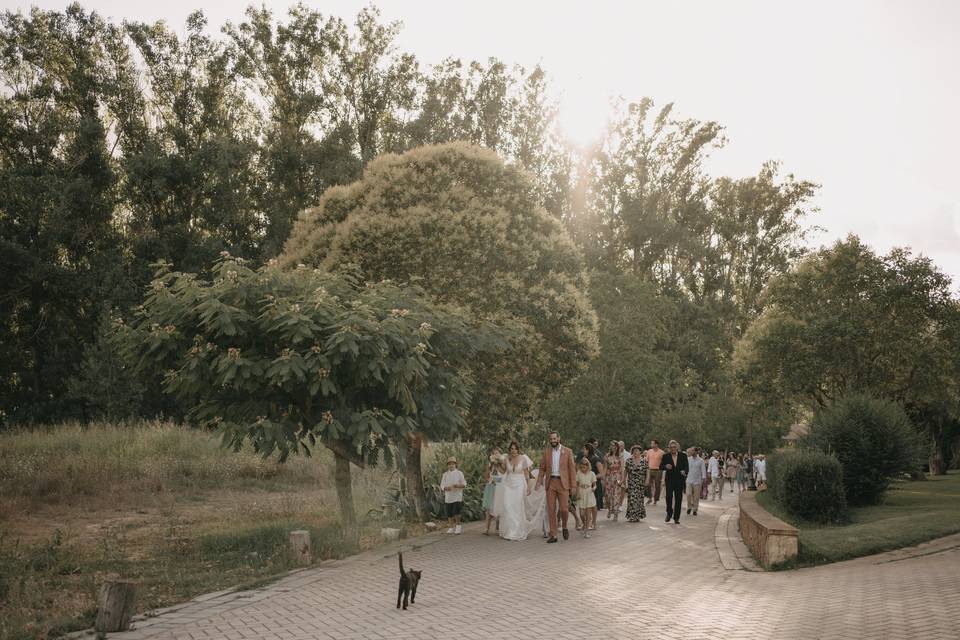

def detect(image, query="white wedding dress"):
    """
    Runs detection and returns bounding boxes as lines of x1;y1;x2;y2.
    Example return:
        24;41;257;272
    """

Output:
499;455;544;541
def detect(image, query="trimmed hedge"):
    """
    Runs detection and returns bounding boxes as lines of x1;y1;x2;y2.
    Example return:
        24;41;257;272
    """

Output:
767;449;848;523
805;394;920;506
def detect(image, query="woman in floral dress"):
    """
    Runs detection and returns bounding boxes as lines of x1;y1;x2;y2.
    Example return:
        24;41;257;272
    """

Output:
603;441;625;521
624;445;648;522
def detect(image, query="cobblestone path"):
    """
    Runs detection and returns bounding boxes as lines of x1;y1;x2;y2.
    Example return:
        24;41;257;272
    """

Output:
107;497;960;640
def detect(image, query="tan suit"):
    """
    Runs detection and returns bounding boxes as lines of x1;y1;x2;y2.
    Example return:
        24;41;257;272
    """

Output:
539;445;577;537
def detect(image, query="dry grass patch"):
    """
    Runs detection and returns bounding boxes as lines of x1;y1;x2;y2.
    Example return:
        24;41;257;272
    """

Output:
0;421;401;639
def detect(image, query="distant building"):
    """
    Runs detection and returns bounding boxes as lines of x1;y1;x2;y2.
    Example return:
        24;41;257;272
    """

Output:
781;422;809;446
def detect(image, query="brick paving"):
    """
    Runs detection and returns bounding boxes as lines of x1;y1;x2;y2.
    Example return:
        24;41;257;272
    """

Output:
104;496;960;640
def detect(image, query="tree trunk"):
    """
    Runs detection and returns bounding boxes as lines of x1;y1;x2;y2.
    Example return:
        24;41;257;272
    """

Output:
404;432;426;521
929;418;948;476
950;432;960;470
332;452;359;549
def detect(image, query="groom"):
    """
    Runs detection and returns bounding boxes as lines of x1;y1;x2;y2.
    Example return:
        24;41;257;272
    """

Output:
536;431;577;543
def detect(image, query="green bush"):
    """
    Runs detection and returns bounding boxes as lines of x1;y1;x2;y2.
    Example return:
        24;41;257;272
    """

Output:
767;449;848;523
423;442;488;522
805;394;920;506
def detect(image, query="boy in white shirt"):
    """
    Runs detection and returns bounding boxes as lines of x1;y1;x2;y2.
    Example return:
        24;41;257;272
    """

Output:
440;456;467;534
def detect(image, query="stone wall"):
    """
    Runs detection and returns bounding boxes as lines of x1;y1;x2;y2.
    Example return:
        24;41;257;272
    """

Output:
739;491;798;569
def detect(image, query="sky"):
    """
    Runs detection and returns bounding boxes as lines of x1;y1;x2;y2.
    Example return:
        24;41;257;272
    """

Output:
7;0;960;286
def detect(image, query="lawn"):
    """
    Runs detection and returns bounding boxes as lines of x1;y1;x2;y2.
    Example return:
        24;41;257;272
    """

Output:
755;471;960;566
0;421;416;640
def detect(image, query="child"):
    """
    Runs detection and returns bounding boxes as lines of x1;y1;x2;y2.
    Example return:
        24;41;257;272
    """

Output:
482;447;503;535
576;458;597;538
440;456;466;534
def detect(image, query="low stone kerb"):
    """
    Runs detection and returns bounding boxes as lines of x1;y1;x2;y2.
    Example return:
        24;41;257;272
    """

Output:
739;491;798;569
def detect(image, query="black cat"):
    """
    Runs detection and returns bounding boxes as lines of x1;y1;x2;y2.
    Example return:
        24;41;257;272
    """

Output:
396;552;421;610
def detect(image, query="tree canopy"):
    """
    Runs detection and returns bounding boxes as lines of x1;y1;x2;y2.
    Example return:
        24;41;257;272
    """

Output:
282;142;599;441
734;236;960;472
128;254;508;535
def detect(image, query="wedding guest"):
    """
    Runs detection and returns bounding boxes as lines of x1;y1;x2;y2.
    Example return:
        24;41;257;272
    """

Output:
440;456;466;535
685;447;706;516
699;449;710;501
755;455;767;489
603;441;625;521
576;458;598;538
645;439;664;505
709;450;723;501
724;453;739;495
482;446;503;535
662;440;688;524
624;445;648;522
586;443;604;528
736;453;748;493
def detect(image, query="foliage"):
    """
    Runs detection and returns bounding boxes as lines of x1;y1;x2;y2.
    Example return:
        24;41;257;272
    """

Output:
735;236;960;472
804;394;921;506
422;441;489;522
766;449;847;523
130;256;502;459
125;255;506;533
543;272;675;447
0;5;132;422
65;310;145;421
282;142;598;443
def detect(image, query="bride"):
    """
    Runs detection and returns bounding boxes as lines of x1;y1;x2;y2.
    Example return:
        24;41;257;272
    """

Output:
499;441;539;541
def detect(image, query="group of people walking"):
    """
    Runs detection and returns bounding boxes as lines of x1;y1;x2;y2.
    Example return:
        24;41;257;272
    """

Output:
464;431;767;541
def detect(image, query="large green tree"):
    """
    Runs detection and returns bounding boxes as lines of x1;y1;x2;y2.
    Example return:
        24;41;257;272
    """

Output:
129;255;506;542
225;5;361;256
734;236;960;473
0;5;131;421
122;12;264;276
281;142;598;513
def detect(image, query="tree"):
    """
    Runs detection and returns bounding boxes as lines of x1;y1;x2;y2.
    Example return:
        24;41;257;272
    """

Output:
325;6;418;164
734;236;960;473
281;142;598;514
0;5;130;422
225;5;361;257
128;255;506;543
122;12;265;276
542;272;676;447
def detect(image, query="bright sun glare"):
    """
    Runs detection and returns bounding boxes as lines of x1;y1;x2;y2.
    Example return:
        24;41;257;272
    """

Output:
556;87;610;149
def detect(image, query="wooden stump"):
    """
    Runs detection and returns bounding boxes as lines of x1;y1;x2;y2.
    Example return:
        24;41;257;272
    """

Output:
289;530;312;565
381;527;401;541
95;578;137;632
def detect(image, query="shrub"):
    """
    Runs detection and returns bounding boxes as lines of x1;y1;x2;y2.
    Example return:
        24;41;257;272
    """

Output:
805;394;920;506
422;442;488;522
767;449;848;523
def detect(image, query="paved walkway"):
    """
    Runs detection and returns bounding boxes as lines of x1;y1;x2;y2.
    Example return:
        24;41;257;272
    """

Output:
101;497;960;640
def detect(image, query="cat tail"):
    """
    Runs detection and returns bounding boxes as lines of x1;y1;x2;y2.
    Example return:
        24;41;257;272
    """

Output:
398;551;404;575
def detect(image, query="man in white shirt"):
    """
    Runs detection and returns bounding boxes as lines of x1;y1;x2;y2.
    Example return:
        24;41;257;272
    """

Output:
708;450;722;501
685;447;706;515
754;455;767;489
440;456;467;534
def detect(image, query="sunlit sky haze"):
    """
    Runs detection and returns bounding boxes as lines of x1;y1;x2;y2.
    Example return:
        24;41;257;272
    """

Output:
8;0;960;286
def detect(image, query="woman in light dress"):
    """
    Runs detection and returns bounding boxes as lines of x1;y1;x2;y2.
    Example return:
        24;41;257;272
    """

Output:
604;440;625;521
724;453;739;495
498;441;536;541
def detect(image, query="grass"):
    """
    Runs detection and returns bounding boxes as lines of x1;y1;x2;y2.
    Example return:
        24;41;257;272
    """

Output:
0;420;416;640
755;471;960;566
